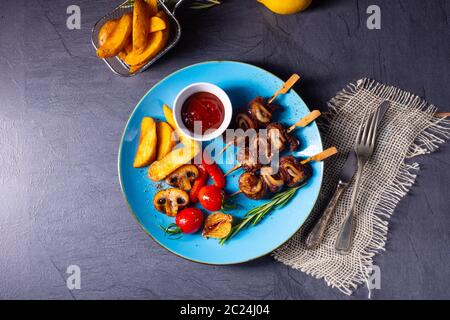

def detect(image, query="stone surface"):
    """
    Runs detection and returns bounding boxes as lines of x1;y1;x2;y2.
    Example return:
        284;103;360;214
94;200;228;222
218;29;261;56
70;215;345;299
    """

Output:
0;0;448;299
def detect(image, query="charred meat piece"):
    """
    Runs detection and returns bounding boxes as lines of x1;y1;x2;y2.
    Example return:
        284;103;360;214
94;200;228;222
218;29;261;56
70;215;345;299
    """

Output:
260;166;285;193
238;172;268;200
267;122;299;153
248;97;273;126
237;148;261;172
279;156;312;187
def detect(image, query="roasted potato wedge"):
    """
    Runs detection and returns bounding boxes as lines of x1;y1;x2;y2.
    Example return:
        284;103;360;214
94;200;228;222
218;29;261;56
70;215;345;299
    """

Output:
202;213;233;239
147;0;159;16
124;11;170;66
98;19;118;47
148;104;200;180
117;40;132;61
162;104;198;150
149;16;167;33
156;121;176;160
132;0;151;54
163;104;177;130
97;13;132;58
133;117;157;168
124;30;166;66
148;144;200;181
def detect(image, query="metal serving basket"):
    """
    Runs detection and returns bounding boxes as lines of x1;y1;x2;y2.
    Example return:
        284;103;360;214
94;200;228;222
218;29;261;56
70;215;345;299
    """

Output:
91;0;186;77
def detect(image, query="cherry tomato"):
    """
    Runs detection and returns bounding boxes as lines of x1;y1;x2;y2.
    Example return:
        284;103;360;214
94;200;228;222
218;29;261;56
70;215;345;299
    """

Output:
175;208;204;234
198;185;224;211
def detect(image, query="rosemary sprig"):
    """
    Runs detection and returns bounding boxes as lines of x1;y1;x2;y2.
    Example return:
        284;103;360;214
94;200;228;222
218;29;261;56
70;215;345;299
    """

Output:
219;186;303;245
159;223;183;239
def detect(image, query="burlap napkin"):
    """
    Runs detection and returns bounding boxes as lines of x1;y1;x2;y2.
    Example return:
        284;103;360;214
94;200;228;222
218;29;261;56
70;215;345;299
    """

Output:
273;78;450;295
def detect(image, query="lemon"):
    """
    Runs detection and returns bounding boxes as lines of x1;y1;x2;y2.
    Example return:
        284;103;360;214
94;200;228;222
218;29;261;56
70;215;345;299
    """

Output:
257;0;312;15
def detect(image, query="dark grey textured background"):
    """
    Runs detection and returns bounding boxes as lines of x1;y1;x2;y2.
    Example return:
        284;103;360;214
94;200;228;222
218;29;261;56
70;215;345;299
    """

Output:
0;0;449;299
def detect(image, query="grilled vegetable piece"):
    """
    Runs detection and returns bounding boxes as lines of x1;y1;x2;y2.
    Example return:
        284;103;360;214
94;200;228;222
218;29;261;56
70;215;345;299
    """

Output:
238;172;268;200
133;117;157;168
198;185;224;212
279;156;312;187
175;208;204;234
202;156;226;188
165;164;199;191
96;13;132;58
202;212;233;239
248;97;273;126
260;166;285;193
153;188;189;217
189;165;207;203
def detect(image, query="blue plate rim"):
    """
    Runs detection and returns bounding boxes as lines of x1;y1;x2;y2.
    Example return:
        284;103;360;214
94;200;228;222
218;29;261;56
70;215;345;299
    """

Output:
117;60;324;265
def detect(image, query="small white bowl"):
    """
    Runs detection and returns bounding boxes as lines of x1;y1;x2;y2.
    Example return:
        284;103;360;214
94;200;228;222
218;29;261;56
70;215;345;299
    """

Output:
173;82;233;142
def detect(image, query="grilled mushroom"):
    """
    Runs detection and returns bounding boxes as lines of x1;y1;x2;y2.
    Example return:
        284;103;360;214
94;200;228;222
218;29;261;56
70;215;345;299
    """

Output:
238;172;268;200
165;165;199;191
153;188;190;217
267;123;299;153
248;97;273;126
237;148;261;172
260;166;285;193
236;112;258;130
250;133;273;164
279;156;312;187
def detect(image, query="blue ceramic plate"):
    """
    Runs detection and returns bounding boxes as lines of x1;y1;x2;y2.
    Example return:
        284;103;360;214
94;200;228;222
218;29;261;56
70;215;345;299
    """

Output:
118;61;323;265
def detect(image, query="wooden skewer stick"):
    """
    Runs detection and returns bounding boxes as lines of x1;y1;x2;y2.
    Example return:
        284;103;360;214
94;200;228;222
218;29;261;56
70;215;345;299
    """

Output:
225;164;241;177
227;147;339;197
220;110;320;156
219;74;301;156
268;74;301;105
224;112;323;176
436;112;450;118
217;141;234;156
287;110;321;133
300;147;338;165
228;190;242;198
226;147;338;177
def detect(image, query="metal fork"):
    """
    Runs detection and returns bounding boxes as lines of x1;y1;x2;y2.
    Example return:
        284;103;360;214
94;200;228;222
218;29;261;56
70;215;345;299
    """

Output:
335;105;385;254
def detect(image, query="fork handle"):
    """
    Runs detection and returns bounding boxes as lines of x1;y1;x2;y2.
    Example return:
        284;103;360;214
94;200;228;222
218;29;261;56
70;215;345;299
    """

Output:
306;182;346;249
335;212;355;254
335;158;364;254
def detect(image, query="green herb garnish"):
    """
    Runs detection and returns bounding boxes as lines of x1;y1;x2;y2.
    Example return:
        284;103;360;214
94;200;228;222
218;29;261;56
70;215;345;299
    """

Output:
159;223;183;239
219;186;303;244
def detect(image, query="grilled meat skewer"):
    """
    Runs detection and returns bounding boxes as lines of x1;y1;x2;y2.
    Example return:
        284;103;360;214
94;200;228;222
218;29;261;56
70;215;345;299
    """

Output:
279;156;312;188
238;172;269;200
260;166;285;193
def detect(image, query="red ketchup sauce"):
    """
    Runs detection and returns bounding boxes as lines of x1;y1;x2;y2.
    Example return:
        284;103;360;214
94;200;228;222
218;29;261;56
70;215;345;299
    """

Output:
181;92;225;134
